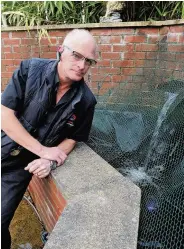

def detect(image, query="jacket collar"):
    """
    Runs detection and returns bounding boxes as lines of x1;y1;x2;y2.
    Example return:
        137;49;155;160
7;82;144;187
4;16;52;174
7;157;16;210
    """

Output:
71;79;84;110
45;60;59;87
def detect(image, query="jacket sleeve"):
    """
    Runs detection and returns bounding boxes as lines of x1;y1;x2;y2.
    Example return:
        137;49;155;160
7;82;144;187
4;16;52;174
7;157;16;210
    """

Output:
1;59;30;112
67;105;96;142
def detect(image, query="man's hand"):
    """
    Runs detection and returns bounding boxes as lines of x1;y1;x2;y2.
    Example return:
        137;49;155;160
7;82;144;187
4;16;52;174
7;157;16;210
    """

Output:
25;158;52;178
39;146;67;165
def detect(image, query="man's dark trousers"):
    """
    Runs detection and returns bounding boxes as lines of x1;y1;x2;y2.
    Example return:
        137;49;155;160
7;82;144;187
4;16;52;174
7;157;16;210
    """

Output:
1;161;32;249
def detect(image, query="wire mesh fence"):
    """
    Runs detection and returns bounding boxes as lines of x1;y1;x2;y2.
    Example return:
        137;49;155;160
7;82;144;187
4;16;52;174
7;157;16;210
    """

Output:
87;78;184;249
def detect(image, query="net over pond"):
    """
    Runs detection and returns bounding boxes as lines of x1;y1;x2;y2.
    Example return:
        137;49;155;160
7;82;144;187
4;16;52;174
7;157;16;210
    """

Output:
87;79;184;249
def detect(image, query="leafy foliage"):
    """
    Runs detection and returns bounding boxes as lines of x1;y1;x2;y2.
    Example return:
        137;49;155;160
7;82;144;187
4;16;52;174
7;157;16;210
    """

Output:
1;1;104;27
118;1;184;22
1;1;183;27
137;1;184;21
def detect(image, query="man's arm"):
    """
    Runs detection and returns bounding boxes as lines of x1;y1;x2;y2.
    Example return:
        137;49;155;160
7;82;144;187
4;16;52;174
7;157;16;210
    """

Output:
25;138;77;178
1;105;67;165
57;138;77;155
24;102;96;178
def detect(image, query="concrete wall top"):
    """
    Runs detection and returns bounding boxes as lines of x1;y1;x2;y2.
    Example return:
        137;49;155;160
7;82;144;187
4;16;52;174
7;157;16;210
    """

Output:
43;143;141;249
1;19;184;32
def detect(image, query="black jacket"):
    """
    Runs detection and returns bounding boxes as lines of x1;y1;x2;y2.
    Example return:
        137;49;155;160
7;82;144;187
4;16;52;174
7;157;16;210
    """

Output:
1;58;97;164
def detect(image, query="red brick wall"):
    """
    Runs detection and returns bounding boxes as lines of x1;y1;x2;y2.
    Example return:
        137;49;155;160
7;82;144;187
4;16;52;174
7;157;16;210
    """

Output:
1;25;184;94
28;175;67;233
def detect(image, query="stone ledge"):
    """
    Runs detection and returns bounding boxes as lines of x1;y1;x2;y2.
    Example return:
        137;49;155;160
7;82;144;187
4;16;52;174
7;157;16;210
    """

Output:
43;143;141;249
1;19;184;31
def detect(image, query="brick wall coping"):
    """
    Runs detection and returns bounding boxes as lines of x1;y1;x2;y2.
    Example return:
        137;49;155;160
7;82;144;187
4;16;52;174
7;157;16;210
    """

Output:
1;19;184;32
43;143;141;249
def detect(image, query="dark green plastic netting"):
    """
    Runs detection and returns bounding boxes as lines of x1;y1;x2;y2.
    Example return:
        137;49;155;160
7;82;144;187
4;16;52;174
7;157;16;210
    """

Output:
87;80;184;249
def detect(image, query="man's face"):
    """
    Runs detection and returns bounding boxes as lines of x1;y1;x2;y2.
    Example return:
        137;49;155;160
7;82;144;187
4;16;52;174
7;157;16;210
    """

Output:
59;41;96;82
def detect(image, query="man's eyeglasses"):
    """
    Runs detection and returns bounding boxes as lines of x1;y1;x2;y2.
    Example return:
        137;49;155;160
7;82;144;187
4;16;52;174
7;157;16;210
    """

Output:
64;45;97;67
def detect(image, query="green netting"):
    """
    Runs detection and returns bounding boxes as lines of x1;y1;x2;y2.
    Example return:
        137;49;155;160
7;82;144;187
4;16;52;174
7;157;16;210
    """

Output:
87;79;184;249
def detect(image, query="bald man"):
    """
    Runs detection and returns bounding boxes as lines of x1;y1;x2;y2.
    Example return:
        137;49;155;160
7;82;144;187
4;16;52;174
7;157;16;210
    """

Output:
1;29;97;249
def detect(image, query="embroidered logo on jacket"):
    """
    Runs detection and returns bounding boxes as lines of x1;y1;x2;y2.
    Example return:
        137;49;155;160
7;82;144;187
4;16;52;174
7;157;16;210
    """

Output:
66;114;76;127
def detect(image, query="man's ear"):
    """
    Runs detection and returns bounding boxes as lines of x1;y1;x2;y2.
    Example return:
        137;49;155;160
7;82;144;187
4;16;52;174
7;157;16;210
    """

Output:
58;45;64;53
57;46;64;60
